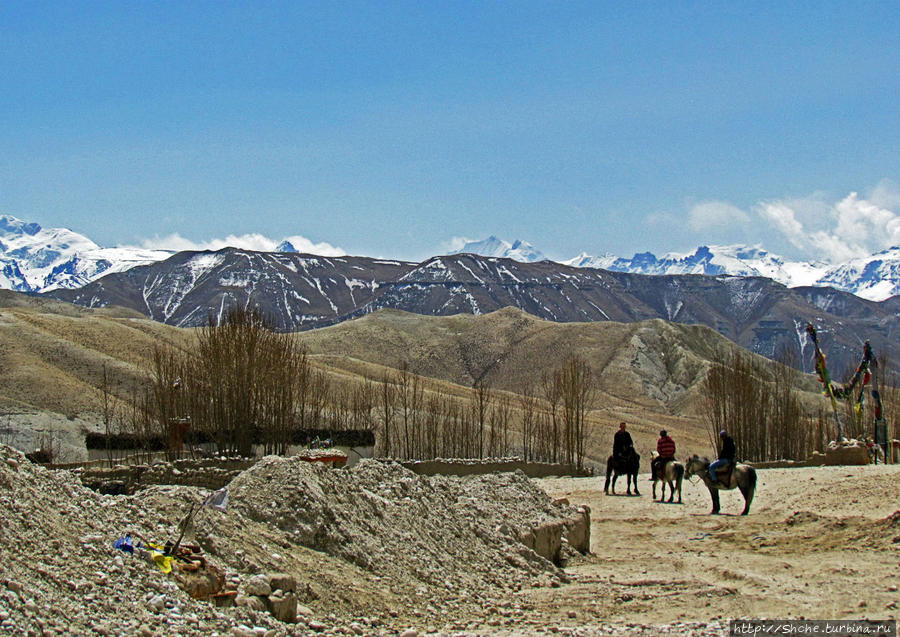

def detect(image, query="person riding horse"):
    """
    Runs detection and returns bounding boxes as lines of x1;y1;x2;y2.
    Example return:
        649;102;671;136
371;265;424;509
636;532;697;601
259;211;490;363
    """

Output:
651;430;676;481
709;429;735;486
613;422;634;461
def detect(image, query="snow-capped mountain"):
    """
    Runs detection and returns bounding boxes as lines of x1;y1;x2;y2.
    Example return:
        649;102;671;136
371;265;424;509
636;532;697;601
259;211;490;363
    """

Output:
462;238;900;301
4;213;900;303
565;244;829;288
814;247;900;302
0;215;172;293
449;236;547;262
51;247;896;377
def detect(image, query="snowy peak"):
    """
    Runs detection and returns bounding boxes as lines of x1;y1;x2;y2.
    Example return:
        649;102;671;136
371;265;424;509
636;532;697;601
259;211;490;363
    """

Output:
450;236;547;262
0;215;43;237
567;244;840;294
815;246;900;301
0;214;170;293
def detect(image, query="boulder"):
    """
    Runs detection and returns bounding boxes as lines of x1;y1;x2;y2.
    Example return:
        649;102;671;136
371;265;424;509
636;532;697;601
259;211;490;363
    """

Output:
268;572;296;593
243;574;272;596
265;590;298;623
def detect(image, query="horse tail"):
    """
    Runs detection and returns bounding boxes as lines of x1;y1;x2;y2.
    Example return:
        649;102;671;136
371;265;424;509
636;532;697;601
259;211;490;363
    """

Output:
674;463;684;482
740;465;757;515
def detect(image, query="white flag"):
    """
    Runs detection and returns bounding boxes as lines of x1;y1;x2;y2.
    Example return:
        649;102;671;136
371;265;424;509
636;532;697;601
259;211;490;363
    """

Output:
203;486;228;512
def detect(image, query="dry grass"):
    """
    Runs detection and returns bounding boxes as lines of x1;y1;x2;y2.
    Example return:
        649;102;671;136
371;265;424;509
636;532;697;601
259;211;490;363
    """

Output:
0;293;822;465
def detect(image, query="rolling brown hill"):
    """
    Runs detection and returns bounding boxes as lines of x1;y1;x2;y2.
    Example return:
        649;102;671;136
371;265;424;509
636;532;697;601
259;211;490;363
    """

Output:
0;291;823;466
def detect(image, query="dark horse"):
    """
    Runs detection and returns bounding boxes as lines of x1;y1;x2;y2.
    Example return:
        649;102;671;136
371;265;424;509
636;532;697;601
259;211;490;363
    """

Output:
684;455;757;515
604;448;640;496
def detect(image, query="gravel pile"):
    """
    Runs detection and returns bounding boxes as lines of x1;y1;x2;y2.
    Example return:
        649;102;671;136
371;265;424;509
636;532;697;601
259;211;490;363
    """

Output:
0;444;285;636
0;446;585;635
0;444;724;636
218;457;570;596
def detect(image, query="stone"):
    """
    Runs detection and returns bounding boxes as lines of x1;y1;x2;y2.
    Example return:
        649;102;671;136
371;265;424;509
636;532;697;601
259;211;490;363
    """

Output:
234;594;267;612
268;572;296;593
243;574;272;597
266;590;298;623
147;595;166;612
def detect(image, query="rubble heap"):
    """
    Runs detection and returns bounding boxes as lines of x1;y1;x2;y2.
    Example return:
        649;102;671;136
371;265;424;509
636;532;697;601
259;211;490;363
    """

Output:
0;446;589;635
209;458;583;596
0;445;285;636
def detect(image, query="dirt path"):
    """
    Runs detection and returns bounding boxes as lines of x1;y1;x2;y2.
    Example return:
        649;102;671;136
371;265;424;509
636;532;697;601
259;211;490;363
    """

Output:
524;463;900;632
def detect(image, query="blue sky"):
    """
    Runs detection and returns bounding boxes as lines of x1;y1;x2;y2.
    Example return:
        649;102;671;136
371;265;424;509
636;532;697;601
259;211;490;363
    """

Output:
1;2;898;262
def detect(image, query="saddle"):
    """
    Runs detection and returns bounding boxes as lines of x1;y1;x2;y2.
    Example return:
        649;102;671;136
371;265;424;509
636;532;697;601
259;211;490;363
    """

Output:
713;461;735;484
651;457;672;481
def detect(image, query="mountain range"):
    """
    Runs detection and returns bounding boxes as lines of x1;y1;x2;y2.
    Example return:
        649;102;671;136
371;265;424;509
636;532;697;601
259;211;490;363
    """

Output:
0;215;172;293
5;215;900;302
48;246;898;378
453;236;900;302
3;215;899;375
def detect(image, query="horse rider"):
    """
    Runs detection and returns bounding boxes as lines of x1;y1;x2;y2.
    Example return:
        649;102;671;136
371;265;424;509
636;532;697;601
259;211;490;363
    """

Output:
709;429;736;486
652;429;676;480
613;422;634;461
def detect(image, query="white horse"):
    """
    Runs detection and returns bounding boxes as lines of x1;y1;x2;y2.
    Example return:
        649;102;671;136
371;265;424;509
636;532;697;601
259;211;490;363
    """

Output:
650;450;683;504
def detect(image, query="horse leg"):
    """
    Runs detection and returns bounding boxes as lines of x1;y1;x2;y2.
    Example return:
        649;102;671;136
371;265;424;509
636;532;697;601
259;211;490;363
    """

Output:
652;479;658;500
739;484;754;515
604;461;612;495
739;471;757;515
709;487;720;515
632;474;640;496
666;480;675;503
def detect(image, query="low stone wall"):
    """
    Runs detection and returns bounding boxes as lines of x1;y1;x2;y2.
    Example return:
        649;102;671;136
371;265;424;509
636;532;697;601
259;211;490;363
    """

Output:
516;505;591;566
79;457;258;494
823;444;869;466
748;441;875;470
399;459;593;478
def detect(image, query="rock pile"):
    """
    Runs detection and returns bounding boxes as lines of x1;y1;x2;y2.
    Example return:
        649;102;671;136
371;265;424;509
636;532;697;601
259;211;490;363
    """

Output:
0;446;591;635
0;445;285;636
206;457;584;597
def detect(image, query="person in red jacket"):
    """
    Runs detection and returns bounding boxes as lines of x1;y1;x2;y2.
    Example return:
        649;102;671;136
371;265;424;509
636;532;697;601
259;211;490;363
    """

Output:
652;429;676;481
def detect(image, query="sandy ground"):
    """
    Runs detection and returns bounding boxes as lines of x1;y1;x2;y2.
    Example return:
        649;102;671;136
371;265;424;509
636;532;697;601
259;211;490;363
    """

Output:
526;463;900;631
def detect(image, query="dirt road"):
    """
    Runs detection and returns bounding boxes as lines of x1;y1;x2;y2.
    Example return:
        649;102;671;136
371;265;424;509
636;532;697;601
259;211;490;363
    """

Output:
523;463;900;633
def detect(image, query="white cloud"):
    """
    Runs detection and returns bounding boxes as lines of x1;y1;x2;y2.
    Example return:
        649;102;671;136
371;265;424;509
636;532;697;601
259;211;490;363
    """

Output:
687;201;751;231
129;232;345;256
755;190;900;263
869;179;900;210
443;236;474;253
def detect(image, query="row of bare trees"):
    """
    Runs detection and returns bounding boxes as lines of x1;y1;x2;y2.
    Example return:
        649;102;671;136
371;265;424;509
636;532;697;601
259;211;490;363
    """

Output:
701;344;899;462
702;347;819;462
126;308;597;467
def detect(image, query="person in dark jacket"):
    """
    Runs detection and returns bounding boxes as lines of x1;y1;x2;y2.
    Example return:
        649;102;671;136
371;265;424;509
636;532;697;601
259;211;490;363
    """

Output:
652;429;676;480
613;422;633;460
709;429;735;486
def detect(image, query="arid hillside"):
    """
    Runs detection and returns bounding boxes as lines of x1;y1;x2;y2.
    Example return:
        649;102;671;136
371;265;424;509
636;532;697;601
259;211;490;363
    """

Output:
0;292;823;466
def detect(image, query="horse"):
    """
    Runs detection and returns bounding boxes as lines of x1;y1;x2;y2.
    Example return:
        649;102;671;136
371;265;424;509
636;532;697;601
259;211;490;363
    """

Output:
604;447;640;496
684;454;757;515
650;450;683;504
